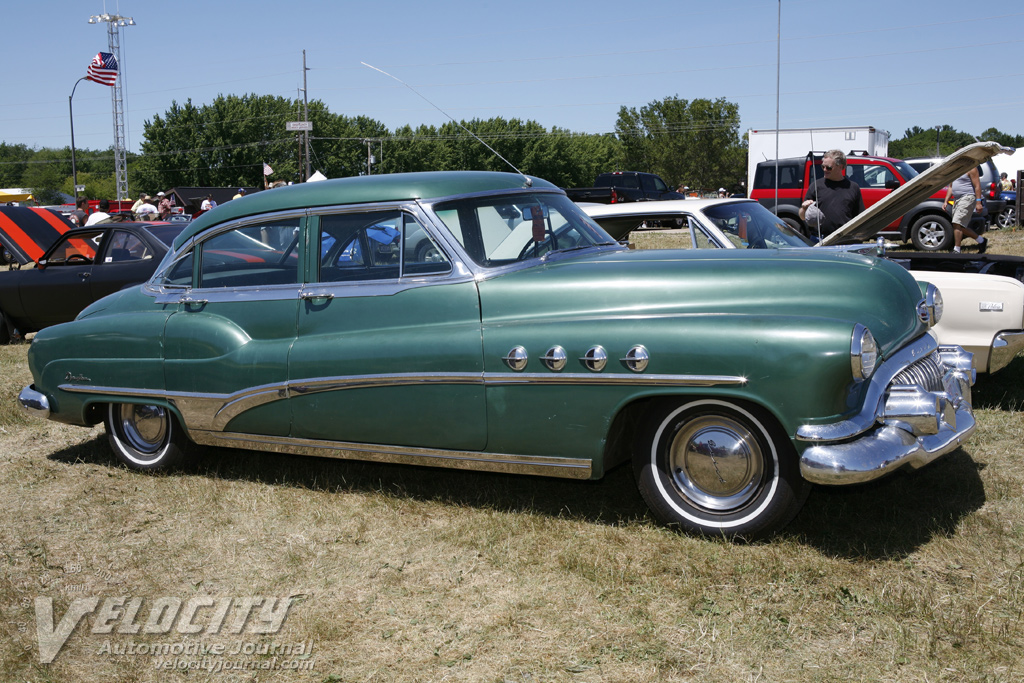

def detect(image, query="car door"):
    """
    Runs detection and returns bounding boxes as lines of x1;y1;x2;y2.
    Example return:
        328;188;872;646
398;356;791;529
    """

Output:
16;228;105;328
288;207;486;451
161;216;304;438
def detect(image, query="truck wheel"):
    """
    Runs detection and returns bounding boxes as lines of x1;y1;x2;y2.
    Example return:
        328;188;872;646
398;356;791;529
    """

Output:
998;206;1016;229
781;217;807;237
910;214;953;252
632;398;809;539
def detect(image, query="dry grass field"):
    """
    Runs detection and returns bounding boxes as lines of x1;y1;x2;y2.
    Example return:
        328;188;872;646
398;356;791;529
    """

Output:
2;229;1024;682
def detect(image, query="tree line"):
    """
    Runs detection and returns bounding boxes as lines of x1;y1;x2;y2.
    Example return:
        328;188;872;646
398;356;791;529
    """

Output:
1;93;1020;205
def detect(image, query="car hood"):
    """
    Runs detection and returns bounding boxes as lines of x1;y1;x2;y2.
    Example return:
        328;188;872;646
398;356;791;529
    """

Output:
0;207;76;265
819;141;1015;246
479;247;927;357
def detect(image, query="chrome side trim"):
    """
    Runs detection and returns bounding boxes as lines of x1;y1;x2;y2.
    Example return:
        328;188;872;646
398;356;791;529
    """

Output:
187;430;593;480
59;371;748;432
989;331;1024;373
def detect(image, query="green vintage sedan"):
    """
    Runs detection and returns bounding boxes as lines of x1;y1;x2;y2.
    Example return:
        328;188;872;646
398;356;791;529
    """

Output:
19;171;976;538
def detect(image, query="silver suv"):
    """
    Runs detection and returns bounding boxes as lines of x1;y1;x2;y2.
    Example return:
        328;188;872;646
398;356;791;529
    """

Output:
905;157;1005;226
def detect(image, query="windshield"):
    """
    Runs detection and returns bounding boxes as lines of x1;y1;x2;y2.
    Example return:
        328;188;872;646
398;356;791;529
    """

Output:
891;159;919;180
701;202;813;249
432;192;616;267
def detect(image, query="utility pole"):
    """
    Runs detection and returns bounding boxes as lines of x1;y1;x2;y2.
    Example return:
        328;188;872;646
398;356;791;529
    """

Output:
89;12;135;201
303;50;311;181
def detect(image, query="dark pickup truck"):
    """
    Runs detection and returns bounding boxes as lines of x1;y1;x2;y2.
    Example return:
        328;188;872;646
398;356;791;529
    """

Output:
565;171;684;204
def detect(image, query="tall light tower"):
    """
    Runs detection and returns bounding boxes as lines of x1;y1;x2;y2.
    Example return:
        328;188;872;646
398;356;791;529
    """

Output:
89;12;135;201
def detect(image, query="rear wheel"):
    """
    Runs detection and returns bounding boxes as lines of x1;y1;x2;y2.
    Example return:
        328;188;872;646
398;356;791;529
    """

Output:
105;403;189;470
910;214;953;252
632;399;809;539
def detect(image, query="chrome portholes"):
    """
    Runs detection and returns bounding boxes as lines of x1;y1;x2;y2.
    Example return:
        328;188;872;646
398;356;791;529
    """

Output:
621;345;649;373
503;346;529;372
581;346;608;372
541;346;568;372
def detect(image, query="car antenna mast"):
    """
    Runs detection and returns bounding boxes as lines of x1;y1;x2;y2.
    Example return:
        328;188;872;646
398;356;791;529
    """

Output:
361;62;532;187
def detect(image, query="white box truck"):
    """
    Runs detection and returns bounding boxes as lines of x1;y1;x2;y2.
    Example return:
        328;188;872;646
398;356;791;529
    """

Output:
746;126;890;194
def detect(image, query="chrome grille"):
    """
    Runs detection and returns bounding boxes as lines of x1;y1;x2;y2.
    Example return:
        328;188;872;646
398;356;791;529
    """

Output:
891;352;944;393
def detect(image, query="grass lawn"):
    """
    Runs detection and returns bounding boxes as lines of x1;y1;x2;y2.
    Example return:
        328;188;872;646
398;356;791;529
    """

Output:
1;229;1023;682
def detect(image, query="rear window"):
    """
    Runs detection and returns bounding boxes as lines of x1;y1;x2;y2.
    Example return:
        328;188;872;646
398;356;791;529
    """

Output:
595;174;640;190
753;162;802;190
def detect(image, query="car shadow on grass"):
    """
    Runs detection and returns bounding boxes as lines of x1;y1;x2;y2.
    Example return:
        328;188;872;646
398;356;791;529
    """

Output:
48;428;986;558
786;447;986;559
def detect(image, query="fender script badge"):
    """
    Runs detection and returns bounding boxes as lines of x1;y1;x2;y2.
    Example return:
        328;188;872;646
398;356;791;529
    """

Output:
64;372;91;383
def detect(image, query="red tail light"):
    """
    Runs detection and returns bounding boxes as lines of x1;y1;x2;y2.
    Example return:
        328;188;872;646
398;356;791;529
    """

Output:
989;182;998;199
611;189;619;204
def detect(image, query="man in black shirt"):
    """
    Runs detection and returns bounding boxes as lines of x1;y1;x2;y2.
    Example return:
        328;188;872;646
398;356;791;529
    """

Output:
799;149;865;237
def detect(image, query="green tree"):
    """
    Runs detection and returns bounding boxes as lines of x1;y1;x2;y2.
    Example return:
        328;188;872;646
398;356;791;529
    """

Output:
615;96;744;192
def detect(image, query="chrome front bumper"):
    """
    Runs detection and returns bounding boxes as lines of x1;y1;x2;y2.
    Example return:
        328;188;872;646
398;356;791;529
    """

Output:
797;337;976;485
18;385;50;420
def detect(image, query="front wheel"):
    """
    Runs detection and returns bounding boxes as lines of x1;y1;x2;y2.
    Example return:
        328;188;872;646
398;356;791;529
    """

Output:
910;214;953;252
633;399;808;539
105;403;189;470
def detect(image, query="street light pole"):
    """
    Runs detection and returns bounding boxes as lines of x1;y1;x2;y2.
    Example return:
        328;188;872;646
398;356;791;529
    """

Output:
69;77;88;204
88;12;135;202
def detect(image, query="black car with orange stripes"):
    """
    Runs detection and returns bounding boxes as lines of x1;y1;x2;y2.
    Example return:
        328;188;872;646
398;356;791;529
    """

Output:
0;210;185;343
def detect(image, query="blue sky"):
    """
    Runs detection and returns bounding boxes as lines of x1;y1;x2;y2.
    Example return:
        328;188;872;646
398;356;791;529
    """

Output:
4;1;1024;157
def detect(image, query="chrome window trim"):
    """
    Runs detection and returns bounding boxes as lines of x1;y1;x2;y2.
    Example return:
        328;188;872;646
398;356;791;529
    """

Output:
59;371;748;433
145;202;478;301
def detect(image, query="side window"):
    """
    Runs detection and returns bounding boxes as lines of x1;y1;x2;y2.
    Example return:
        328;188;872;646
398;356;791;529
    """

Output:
318;211;450;283
197;219;301;289
46;230;102;264
856;164;896;189
105;231;151;262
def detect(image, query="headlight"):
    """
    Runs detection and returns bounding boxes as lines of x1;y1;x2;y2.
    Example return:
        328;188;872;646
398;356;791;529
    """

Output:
851;324;878;380
917;284;943;327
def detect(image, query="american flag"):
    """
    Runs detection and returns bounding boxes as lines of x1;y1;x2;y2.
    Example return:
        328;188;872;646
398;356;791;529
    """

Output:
86;52;118;86
263;162;274;176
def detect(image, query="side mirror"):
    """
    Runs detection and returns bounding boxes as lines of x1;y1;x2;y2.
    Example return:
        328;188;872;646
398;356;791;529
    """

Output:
885;180;900;190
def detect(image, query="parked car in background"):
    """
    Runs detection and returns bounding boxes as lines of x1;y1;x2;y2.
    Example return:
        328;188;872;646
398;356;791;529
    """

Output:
19;171;976;539
0;206;75;267
996;189;1017;228
0;220;186;343
751;150;1005;251
584;142;1023;374
905;156;1005;227
564;171;684;204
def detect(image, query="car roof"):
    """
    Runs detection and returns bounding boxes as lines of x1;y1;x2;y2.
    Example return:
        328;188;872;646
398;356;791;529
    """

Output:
173;171;553;249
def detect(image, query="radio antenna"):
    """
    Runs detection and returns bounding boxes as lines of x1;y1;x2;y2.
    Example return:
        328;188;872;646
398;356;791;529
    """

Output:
361;61;532;187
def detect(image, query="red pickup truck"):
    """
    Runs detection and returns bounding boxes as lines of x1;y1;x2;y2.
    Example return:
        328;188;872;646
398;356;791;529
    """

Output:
750;152;990;251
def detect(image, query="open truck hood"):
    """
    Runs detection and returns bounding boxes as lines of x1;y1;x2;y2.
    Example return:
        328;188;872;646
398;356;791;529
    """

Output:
819;141;1015;246
0;206;76;265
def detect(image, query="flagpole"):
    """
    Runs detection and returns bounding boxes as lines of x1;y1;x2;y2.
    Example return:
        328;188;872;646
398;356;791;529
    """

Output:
69;77;88;205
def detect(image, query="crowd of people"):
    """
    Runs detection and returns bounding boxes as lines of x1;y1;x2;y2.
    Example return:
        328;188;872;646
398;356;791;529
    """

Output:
67;189;233;226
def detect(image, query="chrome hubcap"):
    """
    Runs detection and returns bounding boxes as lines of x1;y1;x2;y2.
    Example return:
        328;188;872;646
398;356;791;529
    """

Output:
118;404;168;456
669;415;763;511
